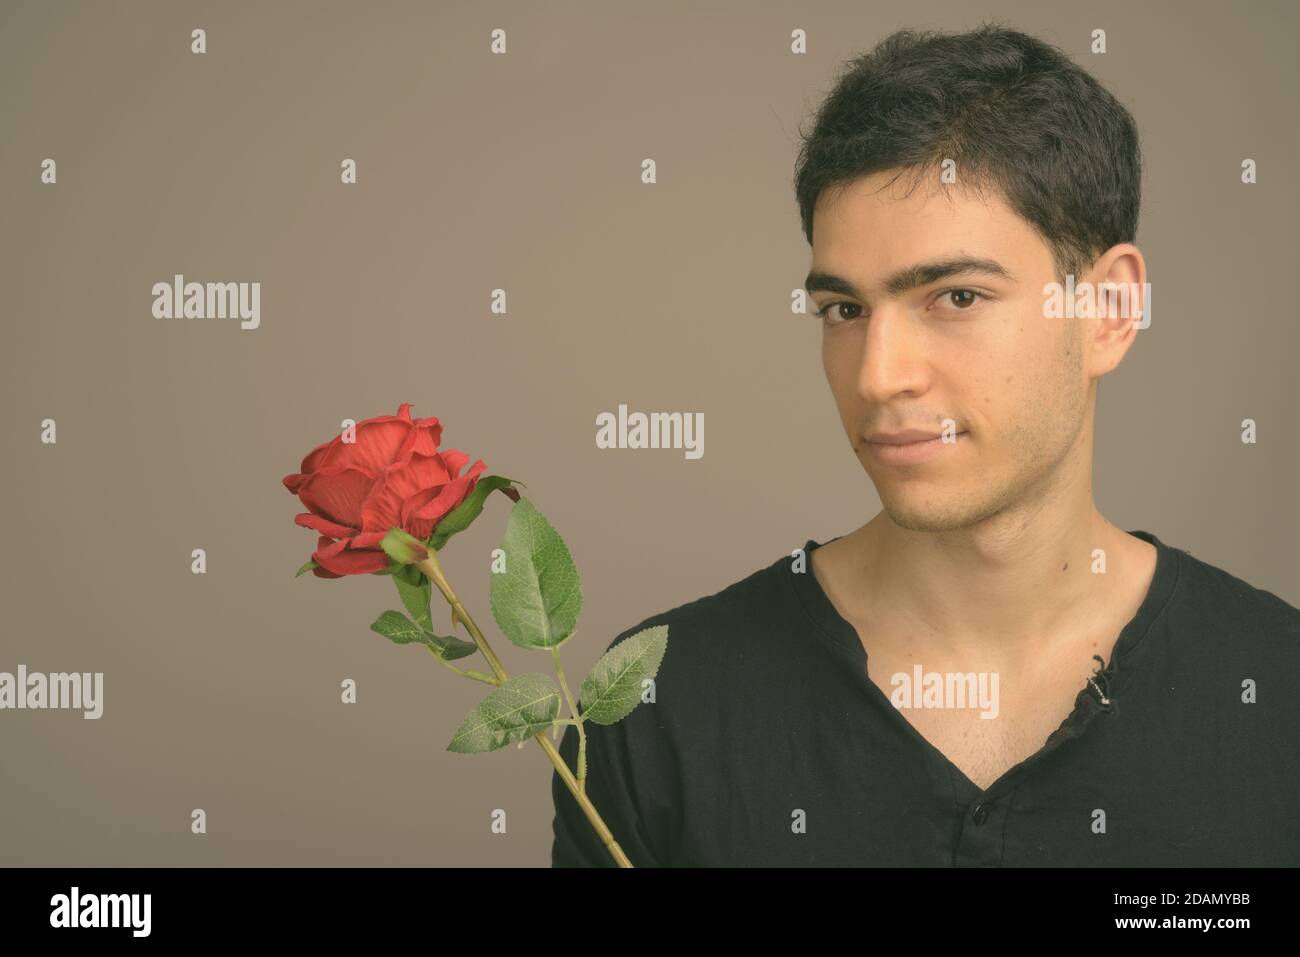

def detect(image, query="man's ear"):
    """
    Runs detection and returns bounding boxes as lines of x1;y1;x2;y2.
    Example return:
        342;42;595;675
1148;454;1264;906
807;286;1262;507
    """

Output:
1083;243;1148;378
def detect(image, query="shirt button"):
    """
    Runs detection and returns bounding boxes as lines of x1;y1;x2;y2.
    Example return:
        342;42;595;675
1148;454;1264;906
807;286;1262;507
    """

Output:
971;803;990;825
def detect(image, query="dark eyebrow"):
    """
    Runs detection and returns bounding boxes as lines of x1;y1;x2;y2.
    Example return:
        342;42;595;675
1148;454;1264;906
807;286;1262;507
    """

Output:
805;257;1015;301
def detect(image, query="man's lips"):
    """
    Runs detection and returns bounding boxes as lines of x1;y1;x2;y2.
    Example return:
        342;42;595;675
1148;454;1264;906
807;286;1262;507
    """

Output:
865;428;965;445
862;430;969;465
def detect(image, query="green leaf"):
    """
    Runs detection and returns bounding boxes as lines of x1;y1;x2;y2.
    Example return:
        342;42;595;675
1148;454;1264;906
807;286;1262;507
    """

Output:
392;564;433;630
295;559;319;577
427;475;524;551
380;527;429;565
579;625;669;725
369;610;479;660
370;610;427;644
447;672;561;753
426;632;480;661
488;497;582;649
430;634;479;661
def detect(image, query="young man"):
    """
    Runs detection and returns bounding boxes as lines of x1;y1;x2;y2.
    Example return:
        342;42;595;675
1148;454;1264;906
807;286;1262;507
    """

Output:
551;25;1300;866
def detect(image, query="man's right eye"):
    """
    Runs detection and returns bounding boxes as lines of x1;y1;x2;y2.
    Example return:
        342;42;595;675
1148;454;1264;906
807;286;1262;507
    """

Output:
813;301;863;323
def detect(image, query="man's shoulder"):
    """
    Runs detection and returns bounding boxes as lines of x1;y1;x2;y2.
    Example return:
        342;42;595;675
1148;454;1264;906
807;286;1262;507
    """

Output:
596;545;799;673
1163;537;1300;648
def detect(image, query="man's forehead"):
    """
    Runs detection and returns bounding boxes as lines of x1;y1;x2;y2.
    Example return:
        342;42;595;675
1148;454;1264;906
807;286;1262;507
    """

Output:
812;173;1020;249
809;184;1048;295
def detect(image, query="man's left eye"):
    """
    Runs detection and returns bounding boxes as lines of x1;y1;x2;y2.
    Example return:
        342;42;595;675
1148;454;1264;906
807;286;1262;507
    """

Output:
935;289;986;310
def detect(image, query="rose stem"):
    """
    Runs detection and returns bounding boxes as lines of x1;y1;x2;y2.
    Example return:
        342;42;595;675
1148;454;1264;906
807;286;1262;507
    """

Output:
424;648;500;686
550;643;588;794
413;549;633;869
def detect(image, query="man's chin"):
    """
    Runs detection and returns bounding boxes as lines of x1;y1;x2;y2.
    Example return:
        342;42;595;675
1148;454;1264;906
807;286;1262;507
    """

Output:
878;498;979;534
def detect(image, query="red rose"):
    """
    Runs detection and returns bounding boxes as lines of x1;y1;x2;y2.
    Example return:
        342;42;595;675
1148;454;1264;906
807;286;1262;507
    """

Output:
283;403;486;578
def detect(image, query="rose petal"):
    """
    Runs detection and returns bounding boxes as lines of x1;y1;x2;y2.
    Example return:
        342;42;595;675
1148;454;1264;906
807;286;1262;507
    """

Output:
321;420;414;474
359;452;455;535
396;421;444;459
349;529;387;549
294;511;356;539
399;453;478;537
412;457;487;524
308;536;345;578
297;466;375;529
440;449;470;476
287;405;445;493
311;404;441;476
313;536;390;576
298;434;342;476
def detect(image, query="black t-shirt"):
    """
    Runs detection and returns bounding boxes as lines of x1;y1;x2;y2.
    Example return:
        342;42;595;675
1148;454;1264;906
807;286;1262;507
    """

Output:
550;530;1300;866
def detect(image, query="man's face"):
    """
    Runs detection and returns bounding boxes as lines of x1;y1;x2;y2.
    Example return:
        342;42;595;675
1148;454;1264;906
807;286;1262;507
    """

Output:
808;171;1091;533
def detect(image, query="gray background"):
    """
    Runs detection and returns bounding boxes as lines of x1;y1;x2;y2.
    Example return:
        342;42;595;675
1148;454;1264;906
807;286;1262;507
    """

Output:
1;0;1296;865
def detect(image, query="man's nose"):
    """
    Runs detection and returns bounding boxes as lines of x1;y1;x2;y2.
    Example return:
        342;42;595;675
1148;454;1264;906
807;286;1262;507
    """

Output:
856;302;930;403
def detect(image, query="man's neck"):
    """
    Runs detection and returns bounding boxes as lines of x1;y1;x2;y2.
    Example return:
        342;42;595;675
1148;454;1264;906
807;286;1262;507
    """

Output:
833;503;1147;666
